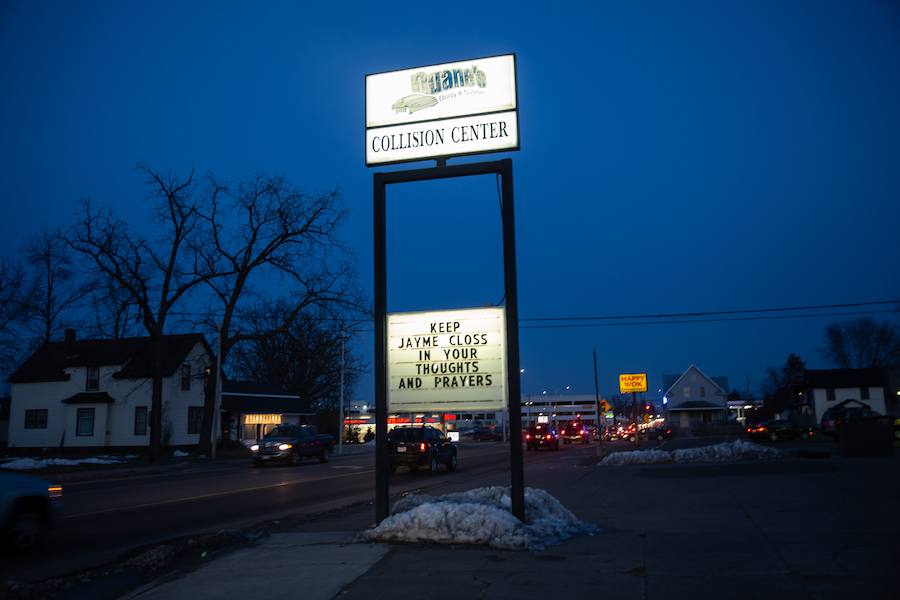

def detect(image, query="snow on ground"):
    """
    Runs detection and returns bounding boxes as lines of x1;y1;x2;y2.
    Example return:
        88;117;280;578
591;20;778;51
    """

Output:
600;440;781;466
0;455;133;470
172;450;190;458
360;486;596;550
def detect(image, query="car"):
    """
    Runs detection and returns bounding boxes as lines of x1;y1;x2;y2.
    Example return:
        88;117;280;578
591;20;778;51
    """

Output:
388;426;458;473
820;404;879;438
391;93;438;114
0;471;62;553
524;424;560;451
470;428;503;442
561;420;590;444
746;420;813;441
601;425;620;441
644;426;673;441
250;425;335;467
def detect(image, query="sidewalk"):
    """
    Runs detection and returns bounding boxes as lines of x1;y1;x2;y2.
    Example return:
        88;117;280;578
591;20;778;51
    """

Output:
123;447;900;600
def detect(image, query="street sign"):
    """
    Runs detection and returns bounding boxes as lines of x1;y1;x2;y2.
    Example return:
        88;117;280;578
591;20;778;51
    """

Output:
366;54;519;166
599;400;611;413
619;373;648;394
387;307;507;413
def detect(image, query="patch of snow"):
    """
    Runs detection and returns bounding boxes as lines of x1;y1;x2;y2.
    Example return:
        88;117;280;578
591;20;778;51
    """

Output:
172;450;190;458
360;486;596;550
600;440;781;466
0;456;130;470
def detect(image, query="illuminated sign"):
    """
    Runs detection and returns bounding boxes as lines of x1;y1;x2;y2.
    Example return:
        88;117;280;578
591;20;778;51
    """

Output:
619;373;648;394
244;414;282;425
366;54;519;166
448;431;460;442
387;307;506;413
537;415;549;424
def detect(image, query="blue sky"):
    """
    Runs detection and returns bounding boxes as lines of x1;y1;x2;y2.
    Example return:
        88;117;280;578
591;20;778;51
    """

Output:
1;0;898;402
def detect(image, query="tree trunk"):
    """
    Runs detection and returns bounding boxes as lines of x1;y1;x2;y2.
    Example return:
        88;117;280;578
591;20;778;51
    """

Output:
198;367;216;456
150;333;163;463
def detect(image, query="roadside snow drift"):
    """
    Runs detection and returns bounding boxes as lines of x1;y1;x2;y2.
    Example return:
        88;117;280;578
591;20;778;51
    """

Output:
360;486;595;550
600;440;781;466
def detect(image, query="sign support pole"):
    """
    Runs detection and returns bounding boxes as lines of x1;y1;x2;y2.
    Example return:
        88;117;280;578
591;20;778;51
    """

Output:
372;159;523;524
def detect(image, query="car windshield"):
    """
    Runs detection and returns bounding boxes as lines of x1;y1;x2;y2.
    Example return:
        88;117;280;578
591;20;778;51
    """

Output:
264;426;308;438
387;428;425;442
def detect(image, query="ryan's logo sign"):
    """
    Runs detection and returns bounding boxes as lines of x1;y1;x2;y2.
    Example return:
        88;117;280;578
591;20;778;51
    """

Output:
392;65;488;117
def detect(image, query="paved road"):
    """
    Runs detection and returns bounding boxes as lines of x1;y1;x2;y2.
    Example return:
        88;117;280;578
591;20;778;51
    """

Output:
2;441;568;583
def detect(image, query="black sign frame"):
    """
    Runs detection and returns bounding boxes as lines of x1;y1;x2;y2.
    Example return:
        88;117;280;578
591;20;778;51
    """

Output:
373;158;524;523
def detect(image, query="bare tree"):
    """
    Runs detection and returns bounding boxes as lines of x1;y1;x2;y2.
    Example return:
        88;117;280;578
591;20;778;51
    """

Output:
0;258;33;380
85;278;143;339
820;317;900;369
194;174;364;454
66;165;216;461
20;228;93;343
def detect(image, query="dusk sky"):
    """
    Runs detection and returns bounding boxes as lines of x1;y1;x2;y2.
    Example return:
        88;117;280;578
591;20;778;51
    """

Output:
2;1;898;403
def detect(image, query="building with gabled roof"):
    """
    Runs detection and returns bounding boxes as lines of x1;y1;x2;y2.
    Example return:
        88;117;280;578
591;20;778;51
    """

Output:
6;329;215;450
663;365;729;431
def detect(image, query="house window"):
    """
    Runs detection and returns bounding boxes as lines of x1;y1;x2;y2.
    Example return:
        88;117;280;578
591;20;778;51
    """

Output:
683;387;691;399
134;406;148;436
24;409;48;429
76;408;95;436
181;364;191;391
861;387;870;400
700;386;706;398
188;406;203;434
86;366;100;391
826;388;836;401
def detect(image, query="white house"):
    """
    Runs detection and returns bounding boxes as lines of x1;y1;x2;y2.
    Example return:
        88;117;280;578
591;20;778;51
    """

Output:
805;368;888;424
663;365;729;430
6;330;215;449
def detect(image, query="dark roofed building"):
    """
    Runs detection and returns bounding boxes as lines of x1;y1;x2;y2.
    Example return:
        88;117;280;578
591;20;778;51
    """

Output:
805;368;889;424
221;381;313;444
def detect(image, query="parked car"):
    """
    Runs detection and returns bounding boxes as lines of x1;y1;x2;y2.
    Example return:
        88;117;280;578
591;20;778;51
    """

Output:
601;425;621;441
820;405;879;438
388;426;458;473
525;424;560;451
1;471;62;553
471;428;503;442
561;420;590;444
644;426;673;441
746;420;813;441
250;425;335;467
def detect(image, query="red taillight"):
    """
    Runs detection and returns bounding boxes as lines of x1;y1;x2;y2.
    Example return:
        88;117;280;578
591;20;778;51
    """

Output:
545;435;552;440
419;442;427;452
746;428;751;432
525;434;531;439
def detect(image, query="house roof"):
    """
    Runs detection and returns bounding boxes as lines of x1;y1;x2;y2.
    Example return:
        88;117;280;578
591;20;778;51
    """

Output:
62;392;116;404
222;380;305;414
663;365;729;398
7;333;212;384
805;368;888;390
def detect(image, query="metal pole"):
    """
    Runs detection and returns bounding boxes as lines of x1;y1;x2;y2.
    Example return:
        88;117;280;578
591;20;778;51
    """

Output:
500;159;525;522
374;173;389;524
338;322;345;456
593;349;601;443
632;391;637;444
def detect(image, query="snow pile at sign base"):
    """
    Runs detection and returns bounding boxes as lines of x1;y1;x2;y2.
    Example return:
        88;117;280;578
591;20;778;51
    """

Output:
360;487;596;550
600;440;781;466
0;455;132;470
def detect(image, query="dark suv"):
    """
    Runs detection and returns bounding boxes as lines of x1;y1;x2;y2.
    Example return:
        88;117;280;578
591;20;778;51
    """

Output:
388;426;458;473
525;424;560;451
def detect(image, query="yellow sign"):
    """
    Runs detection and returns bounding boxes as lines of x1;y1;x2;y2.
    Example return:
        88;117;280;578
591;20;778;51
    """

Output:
619;373;648;394
599;400;611;413
244;414;282;425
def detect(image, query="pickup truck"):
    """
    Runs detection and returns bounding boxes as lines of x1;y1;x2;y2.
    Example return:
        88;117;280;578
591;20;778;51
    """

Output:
250;425;335;467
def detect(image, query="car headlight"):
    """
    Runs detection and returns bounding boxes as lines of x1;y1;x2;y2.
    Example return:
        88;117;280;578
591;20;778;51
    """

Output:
250;444;259;452
278;443;292;451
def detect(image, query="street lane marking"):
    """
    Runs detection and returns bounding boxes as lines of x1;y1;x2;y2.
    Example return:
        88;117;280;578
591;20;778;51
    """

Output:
62;469;376;520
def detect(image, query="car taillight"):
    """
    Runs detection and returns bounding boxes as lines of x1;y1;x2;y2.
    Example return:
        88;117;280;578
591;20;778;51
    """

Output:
546;435;552;440
419;442;427;452
525;434;531;439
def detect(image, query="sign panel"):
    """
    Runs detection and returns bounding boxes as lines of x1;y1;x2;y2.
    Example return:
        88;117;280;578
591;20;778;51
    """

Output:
619;373;648;394
447;431;460;442
537;415;549;424
366;54;518;166
244;414;282;425
387;307;506;413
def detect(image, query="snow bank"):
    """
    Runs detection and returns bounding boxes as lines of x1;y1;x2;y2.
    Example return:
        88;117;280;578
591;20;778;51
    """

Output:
600;440;781;466
0;455;131;470
360;486;596;550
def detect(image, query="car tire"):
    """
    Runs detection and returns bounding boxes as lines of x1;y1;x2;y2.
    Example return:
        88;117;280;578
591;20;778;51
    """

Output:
8;507;46;552
446;453;457;472
429;454;438;473
319;446;331;463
